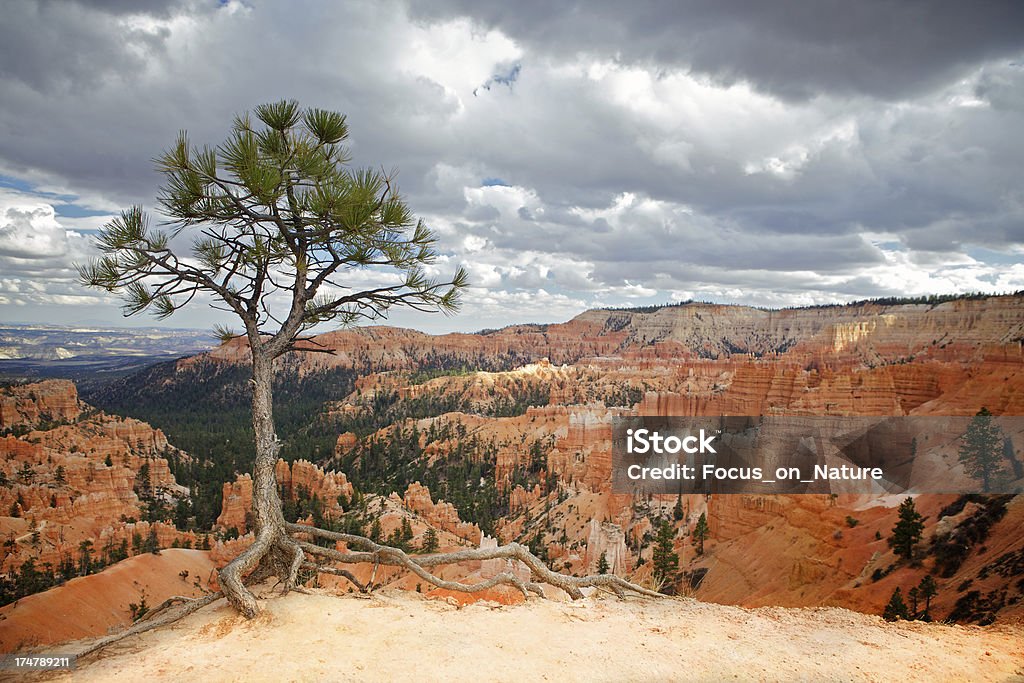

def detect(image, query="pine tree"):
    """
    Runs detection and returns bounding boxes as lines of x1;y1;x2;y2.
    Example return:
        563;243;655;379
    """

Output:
958;408;1005;492
652;520;679;587
78;540;94;576
174;498;191;530
889;497;924;561
883;587;909;621
421;527;439;554
131;531;143;555
145;528;160;554
692;512;709;555
907;585;920;617
78;100;467;619
135;463;152;500
673;495;684;522
129;591;150;621
597;551;610;575
54;465;66;486
917;574;938;621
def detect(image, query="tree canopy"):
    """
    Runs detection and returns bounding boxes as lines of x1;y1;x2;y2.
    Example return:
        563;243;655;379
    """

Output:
79;99;467;358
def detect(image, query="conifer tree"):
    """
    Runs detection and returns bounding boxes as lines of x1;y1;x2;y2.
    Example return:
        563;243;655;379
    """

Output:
692;512;709;555
917;574;938;621
78;539;93;576
78;100;466;617
420;527;439;554
907;585;920;617
79;100;657;618
883;587;909;621
958;408;1005;492
888;497;924;561
652;520;679;586
597;551;610;575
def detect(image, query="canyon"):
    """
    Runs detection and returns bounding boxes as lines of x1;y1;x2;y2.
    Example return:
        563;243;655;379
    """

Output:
205;295;1024;624
3;294;1024;653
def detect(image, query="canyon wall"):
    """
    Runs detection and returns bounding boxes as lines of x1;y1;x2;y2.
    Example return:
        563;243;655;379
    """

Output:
0;382;196;576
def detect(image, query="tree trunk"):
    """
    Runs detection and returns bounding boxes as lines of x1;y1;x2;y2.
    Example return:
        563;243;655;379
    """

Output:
250;353;287;534
218;351;293;618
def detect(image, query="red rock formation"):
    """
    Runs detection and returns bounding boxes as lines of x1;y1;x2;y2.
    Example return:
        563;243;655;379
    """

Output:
401;482;481;544
334;432;358;457
0;383;194;575
216;459;354;533
0;379;81;428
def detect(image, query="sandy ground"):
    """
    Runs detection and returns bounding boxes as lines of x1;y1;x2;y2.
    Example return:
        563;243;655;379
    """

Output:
26;589;1024;682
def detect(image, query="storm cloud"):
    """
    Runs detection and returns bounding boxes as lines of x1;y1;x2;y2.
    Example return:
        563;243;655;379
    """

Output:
0;0;1021;332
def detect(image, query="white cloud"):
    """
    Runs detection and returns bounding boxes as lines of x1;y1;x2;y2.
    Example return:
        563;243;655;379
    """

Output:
0;203;68;258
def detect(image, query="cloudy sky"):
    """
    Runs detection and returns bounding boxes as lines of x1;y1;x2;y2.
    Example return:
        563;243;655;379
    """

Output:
2;0;1023;333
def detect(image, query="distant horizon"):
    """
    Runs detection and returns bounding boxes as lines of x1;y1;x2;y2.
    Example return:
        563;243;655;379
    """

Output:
2;289;1019;338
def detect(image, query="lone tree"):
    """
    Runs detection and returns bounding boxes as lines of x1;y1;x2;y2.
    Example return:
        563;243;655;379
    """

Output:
888;497;925;561
80;101;657;620
958;408;1005;492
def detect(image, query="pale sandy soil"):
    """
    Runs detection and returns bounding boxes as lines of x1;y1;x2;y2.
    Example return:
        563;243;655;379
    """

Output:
32;589;1024;682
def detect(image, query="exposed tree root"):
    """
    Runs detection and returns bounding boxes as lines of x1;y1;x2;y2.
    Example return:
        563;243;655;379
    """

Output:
75;592;224;661
282;535;306;593
286;523;663;600
219;525;275;619
301;562;368;592
67;518;659;665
